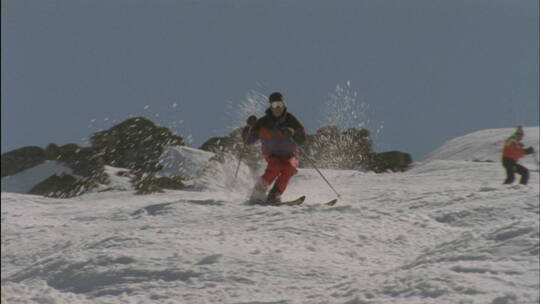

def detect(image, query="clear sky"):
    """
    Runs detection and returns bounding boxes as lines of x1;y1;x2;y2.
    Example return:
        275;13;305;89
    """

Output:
2;0;539;160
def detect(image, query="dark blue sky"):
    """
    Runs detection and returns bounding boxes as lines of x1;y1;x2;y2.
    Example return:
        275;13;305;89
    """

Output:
2;0;538;160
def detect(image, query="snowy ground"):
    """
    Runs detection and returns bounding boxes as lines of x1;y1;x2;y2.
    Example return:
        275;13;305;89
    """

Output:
1;128;539;304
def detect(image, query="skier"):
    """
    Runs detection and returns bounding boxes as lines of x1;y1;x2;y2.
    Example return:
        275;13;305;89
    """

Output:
502;125;535;185
242;92;306;204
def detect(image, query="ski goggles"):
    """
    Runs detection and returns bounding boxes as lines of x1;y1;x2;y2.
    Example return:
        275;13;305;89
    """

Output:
270;101;285;109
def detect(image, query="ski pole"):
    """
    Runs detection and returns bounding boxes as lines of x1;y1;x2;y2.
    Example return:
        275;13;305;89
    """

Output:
234;155;242;178
291;138;341;198
234;146;244;178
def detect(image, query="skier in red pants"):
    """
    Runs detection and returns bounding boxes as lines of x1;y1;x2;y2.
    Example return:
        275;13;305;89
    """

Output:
502;125;535;185
242;92;306;204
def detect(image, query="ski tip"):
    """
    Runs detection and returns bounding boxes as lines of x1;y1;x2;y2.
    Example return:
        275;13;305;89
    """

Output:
285;195;306;206
325;199;338;206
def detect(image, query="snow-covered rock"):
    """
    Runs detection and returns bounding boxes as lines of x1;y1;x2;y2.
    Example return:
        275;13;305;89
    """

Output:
0;145;217;195
157;145;215;178
98;166;135;191
1;161;79;194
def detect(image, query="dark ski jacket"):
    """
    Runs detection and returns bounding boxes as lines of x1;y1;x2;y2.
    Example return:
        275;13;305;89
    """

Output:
243;108;306;158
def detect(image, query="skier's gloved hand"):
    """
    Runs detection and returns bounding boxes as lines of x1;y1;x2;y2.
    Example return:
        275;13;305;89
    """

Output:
280;127;294;139
246;115;257;127
524;146;535;154
242;116;257;144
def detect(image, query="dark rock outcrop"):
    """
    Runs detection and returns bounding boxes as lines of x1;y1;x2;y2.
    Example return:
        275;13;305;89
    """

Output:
132;171;187;195
199;127;262;169
27;170;109;198
54;144;105;177
45;143;62;160
90;117;184;171
2;116;186;198
29;172;78;197
28;173;83;198
1;146;47;177
366;151;413;173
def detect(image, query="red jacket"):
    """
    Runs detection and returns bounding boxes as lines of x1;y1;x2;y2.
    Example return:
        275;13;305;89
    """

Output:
503;136;526;161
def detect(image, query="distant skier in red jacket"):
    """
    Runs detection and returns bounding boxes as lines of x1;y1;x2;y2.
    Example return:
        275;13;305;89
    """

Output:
242;92;306;204
502;125;534;185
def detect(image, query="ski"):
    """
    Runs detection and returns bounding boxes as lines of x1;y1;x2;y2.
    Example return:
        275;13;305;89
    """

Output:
324;198;338;206
248;195;305;206
278;195;306;206
248;196;337;207
277;196;336;206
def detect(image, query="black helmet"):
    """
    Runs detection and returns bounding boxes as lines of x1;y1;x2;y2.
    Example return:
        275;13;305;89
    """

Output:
515;125;524;136
268;92;284;103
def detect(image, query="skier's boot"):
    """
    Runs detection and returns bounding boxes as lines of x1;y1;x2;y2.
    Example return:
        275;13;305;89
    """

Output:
266;185;282;205
249;179;269;203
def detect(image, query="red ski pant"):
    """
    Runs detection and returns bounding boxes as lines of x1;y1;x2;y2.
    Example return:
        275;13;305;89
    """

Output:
261;155;298;194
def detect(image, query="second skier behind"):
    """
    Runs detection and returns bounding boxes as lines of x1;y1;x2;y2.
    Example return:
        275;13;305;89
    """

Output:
502;125;535;185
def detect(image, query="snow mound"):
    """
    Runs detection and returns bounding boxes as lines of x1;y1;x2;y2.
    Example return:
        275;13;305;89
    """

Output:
157;145;215;178
98;166;134;191
1;161;79;194
158;145;259;194
423;126;539;164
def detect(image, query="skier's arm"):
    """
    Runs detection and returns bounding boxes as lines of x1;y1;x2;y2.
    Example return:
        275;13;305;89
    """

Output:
288;114;306;145
292;126;306;145
279;125;305;143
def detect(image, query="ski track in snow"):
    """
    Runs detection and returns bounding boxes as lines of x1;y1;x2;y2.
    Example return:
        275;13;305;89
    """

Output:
2;158;539;304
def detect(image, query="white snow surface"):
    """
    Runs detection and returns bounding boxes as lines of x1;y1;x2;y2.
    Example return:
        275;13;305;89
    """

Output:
2;128;539;304
424;127;539;164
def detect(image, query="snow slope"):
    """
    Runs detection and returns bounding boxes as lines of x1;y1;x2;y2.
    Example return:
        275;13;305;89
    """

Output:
424;126;539;164
1;128;539;304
